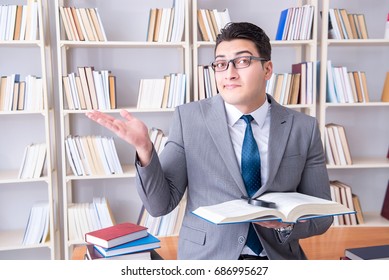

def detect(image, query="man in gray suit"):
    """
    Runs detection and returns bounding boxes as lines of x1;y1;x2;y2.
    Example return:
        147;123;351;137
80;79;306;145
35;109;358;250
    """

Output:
86;22;332;260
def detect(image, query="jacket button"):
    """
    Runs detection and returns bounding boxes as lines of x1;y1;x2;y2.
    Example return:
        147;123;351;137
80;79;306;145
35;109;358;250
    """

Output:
238;236;246;244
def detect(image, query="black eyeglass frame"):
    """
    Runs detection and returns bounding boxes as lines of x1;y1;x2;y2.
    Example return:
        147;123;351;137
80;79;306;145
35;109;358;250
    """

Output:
210;55;269;72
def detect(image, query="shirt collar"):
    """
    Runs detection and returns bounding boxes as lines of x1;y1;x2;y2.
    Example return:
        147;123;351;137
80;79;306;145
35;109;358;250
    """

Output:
224;99;269;128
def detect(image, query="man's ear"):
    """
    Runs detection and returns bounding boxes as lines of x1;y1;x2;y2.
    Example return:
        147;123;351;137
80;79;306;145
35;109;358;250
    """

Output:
264;61;273;79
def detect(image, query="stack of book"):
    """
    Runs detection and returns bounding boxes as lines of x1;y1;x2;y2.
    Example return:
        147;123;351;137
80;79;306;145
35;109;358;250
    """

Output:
63;67;116;110
137;73;186;109
68;197;116;241
266;61;314;105
329;180;361;226
22;201;49;245
344;245;389;260
326;61;370;103
18;143;47;179
59;6;107;41
84;222;160;260
0;74;44;112
146;0;185;42
196;65;218;101
197;8;231;42
0;0;39;41
275;5;315;40
328;8;368;39
324;123;352;166
65;135;123;176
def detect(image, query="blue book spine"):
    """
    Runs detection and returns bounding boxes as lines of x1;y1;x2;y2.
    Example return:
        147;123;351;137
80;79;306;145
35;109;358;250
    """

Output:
275;9;289;40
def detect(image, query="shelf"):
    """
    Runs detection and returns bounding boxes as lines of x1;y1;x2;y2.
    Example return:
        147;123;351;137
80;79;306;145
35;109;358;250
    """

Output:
65;164;136;180
325;102;389;108
63;108;175;115
195;40;316;48
332;212;389;227
59;41;188;48
0;229;51;251
327;39;389;46
0;170;49;184
0;40;41;47
327;157;389;169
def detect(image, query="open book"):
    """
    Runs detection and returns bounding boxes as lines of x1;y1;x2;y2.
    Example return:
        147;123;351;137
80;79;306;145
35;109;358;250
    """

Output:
192;192;355;224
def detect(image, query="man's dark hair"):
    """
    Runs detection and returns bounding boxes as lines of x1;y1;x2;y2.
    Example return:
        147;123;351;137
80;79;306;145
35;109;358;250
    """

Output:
215;22;271;61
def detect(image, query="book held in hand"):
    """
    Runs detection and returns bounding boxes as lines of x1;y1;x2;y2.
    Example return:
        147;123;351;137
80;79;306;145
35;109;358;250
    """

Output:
94;234;160;257
345;245;389;260
85;222;148;248
192;192;355;224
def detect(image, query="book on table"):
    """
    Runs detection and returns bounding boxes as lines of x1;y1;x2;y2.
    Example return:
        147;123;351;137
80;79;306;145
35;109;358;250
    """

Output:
94;234;160;257
85;222;148;248
345;245;389;260
192;192;355;224
85;244;151;260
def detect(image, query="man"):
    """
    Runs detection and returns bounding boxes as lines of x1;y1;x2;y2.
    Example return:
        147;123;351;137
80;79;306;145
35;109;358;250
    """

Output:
86;22;332;260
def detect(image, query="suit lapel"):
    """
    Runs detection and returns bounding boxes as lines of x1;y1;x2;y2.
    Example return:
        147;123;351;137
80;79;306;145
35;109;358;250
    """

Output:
200;96;247;195
257;96;294;196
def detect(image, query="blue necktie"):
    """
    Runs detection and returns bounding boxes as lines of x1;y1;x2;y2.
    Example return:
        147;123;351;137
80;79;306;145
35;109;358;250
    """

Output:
241;115;262;255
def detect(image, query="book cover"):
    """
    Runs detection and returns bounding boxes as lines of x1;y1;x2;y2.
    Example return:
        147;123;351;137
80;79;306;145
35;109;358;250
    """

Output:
192;192;355;224
345;245;389;260
381;181;389;220
85;222;148;248
85;244;151;260
94;234;160;257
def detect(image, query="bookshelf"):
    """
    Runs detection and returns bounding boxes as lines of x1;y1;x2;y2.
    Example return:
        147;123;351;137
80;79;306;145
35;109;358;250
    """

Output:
54;0;190;259
0;0;58;259
192;0;319;118
319;0;389;226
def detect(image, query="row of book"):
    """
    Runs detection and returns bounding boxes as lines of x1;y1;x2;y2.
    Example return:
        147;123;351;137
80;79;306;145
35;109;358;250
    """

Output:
149;127;168;155
68;197;115;241
0;0;39;41
138;195;186;237
137;73;186;109
327;61;370;103
18;142;46;179
146;0;185;42
275;5;315;41
328;8;368;40
197;8;231;42
0;74;44;111
330;180;363;226
65;135;123;176
196;65;218;101
62;67;116;110
85;222;160;260
325;123;352;166
267;61;314;105
22;201;49;245
59;6;106;41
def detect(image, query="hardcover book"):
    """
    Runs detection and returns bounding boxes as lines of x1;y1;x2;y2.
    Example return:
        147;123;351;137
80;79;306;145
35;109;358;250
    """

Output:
345;245;389;260
85;222;148;248
85;244;151;260
192;192;354;224
94;234;160;257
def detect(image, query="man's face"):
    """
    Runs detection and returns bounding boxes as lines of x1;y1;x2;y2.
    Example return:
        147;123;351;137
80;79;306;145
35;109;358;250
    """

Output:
214;39;273;113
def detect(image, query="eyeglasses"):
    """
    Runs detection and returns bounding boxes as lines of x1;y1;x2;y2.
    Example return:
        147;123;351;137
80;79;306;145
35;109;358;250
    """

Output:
211;56;268;72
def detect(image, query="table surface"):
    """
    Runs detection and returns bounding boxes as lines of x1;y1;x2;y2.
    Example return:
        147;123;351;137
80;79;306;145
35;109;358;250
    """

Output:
72;226;389;260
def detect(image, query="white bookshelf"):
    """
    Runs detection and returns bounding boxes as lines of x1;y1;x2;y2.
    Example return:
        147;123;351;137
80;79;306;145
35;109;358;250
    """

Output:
0;0;58;259
192;0;319;117
54;0;191;259
319;0;389;226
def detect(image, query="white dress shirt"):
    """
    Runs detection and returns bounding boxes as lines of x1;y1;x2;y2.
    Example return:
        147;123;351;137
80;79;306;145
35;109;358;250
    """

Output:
224;99;271;256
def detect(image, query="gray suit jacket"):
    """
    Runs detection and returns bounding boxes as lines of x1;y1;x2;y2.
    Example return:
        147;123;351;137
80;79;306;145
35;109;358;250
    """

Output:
136;94;332;260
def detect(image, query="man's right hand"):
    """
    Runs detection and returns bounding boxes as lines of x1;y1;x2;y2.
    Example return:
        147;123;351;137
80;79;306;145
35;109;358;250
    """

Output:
85;109;153;166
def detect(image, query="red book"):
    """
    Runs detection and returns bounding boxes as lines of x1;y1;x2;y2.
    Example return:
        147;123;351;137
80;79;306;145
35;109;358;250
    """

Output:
85;222;148;248
381;181;389;220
